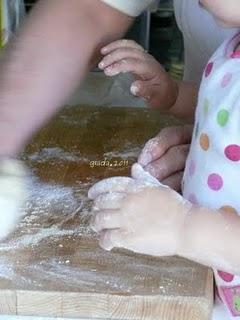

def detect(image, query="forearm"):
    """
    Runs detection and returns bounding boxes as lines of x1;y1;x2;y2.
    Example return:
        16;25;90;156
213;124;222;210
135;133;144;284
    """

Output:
178;205;240;274
168;81;198;122
0;0;132;157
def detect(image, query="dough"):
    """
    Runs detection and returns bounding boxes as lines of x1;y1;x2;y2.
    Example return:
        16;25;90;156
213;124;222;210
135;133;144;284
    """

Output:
0;159;27;240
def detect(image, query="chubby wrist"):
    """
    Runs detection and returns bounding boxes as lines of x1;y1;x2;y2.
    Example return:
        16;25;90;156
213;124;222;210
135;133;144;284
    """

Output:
146;76;179;112
164;79;179;113
176;204;218;263
175;201;194;257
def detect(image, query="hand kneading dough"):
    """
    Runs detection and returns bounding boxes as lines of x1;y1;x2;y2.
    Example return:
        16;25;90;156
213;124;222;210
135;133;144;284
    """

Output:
0;159;27;240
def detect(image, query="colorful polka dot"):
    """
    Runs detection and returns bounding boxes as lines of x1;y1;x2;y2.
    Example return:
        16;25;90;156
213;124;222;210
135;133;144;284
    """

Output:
231;50;240;59
217;109;229;127
221;72;232;88
204;98;210;116
189;160;196;176
207;173;223;191
225;144;240;162
217;271;234;282
188;193;198;205
205;61;214;77
199;133;210;151
220;205;238;215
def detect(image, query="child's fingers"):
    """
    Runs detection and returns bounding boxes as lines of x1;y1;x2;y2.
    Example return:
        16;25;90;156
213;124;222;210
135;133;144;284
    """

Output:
103;58;154;78
101;39;144;55
144;144;189;181
91;210;123;233
88;174;158;202
138;137;163;167
131;163;161;186
88;177;133;199
162;171;183;192
138;125;193;167
93;192;126;210
99;47;146;70
99;229;128;251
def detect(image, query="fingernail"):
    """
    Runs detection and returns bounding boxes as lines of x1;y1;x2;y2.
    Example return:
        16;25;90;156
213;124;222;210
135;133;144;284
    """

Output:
101;47;108;54
138;152;152;166
100;243;113;251
100;233;113;251
98;61;105;69
130;84;139;96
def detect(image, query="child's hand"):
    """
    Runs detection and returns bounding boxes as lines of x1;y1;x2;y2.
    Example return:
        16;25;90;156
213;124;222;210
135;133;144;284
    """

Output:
99;40;179;111
88;163;192;256
138;125;193;191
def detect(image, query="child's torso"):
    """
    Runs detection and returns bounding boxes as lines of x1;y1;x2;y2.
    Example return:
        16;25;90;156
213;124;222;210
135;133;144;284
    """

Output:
182;31;240;318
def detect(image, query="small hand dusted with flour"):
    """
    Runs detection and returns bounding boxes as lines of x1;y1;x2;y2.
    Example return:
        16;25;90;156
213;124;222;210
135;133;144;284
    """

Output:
89;163;192;255
98;39;178;111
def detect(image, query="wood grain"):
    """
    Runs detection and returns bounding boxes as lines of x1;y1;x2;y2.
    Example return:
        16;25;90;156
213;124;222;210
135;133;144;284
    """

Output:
0;106;213;319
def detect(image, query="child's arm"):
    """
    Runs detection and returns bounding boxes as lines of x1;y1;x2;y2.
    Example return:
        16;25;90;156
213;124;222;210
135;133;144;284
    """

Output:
89;165;240;275
179;205;240;275
99;40;198;121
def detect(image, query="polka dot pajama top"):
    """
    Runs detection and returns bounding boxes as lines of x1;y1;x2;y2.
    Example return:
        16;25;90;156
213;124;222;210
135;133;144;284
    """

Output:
182;31;240;318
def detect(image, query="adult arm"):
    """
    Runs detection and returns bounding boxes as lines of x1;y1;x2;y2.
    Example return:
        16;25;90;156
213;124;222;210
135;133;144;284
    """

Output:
0;0;133;157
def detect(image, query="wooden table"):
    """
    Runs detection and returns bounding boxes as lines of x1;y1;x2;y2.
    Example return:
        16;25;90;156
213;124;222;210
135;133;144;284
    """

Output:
0;106;213;319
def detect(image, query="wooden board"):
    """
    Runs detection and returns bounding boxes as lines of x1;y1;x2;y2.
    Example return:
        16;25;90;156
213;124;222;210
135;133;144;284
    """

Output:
0;106;213;319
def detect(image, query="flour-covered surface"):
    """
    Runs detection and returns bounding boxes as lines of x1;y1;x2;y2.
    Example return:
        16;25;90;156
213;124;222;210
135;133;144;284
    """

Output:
0;106;213;319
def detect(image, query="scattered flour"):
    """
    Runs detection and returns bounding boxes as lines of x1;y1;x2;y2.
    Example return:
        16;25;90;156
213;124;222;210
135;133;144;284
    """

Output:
0;227;76;251
24;176;80;216
0;174;195;297
0;175;94;252
25;144;140;165
25;147;89;163
0;143;183;296
104;146;140;160
0;173;97;289
0;257;15;280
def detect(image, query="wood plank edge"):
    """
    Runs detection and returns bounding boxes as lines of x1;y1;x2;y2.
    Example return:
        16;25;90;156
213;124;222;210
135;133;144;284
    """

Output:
11;290;214;320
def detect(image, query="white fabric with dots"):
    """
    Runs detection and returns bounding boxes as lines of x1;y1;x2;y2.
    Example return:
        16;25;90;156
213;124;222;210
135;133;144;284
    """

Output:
183;31;240;318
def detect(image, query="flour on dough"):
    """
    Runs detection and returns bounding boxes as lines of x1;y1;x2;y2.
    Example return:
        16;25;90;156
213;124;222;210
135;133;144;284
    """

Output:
0;159;27;240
